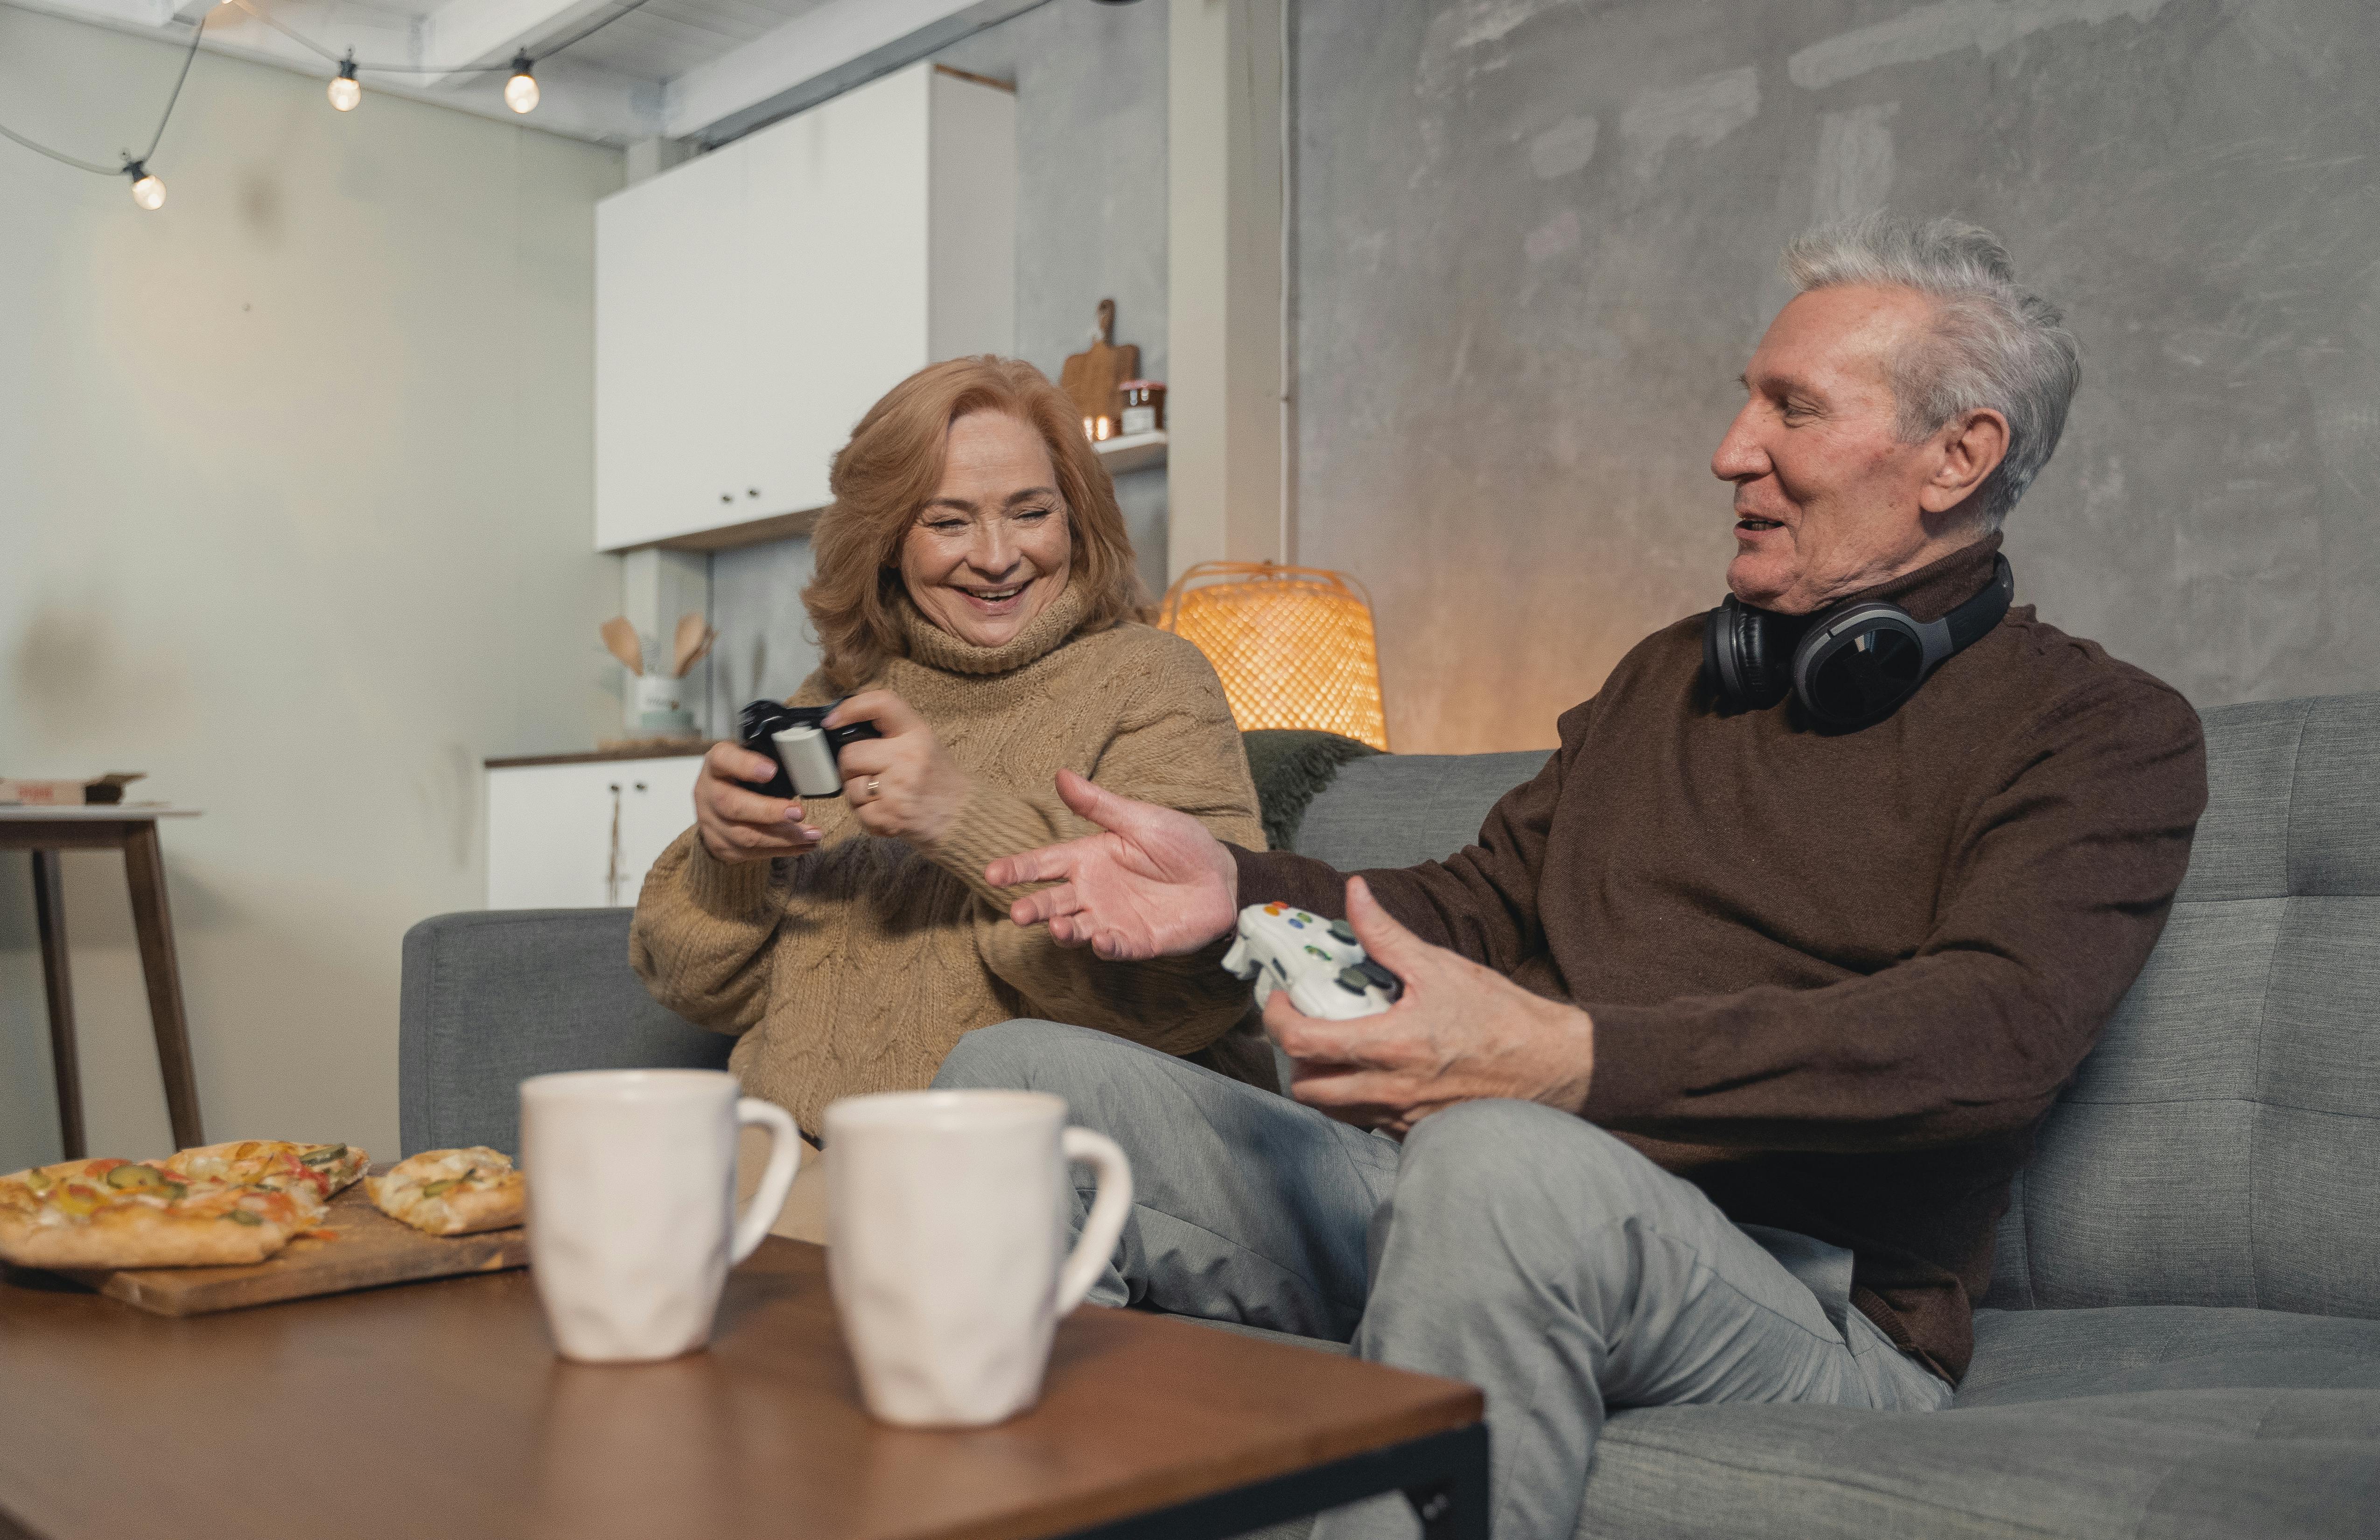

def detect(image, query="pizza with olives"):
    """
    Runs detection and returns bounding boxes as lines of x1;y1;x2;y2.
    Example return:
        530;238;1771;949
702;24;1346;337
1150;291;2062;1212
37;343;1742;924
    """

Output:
366;1147;525;1236
0;1157;330;1270
160;1140;370;1202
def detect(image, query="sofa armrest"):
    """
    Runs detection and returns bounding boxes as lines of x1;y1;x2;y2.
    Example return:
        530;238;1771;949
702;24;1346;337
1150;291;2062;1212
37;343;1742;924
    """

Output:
399;909;732;1158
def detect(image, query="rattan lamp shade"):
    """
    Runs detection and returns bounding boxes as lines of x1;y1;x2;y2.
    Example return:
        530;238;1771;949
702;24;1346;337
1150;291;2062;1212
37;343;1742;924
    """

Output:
1156;563;1390;750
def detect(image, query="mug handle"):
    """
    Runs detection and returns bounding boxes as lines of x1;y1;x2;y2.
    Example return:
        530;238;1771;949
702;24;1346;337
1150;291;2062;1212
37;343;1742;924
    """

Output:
730;1098;803;1265
1053;1127;1135;1316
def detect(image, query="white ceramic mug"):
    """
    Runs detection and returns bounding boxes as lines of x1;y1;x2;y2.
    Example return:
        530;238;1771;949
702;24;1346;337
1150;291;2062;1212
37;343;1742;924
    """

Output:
823;1089;1133;1428
521;1068;802;1364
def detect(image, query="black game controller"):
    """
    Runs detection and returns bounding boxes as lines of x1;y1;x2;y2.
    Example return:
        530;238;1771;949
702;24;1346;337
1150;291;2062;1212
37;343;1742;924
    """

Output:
738;699;882;800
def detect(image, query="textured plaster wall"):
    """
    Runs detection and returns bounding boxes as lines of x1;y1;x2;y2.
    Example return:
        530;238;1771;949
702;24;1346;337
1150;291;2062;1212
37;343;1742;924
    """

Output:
0;8;623;1170
707;0;1171;725
1295;0;2380;751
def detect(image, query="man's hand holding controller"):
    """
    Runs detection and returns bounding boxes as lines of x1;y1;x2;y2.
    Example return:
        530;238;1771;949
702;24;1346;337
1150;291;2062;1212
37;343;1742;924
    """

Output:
989;772;1597;1134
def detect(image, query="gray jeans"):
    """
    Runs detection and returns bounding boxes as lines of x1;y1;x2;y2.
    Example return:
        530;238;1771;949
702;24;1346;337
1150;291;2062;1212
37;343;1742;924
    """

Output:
932;1020;1951;1540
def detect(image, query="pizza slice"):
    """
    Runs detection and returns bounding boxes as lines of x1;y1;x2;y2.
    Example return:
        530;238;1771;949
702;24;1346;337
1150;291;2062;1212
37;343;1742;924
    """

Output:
159;1140;369;1202
366;1148;525;1237
0;1158;327;1270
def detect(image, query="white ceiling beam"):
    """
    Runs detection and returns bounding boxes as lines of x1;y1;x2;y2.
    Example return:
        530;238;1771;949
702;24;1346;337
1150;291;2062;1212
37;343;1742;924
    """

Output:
413;0;617;88
7;0;658;142
662;0;1046;145
10;0;177;29
7;0;423;79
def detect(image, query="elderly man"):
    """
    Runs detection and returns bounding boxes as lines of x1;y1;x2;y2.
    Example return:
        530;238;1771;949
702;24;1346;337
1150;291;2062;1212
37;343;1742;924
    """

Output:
933;216;2208;1540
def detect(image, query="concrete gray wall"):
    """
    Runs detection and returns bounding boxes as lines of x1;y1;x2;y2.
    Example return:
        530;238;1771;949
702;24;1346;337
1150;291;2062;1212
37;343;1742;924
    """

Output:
707;0;1171;725
0;7;623;1171
1295;0;2380;751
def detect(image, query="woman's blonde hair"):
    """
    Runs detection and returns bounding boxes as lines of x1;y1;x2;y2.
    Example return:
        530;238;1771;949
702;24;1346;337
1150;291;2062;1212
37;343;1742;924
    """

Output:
803;355;1149;691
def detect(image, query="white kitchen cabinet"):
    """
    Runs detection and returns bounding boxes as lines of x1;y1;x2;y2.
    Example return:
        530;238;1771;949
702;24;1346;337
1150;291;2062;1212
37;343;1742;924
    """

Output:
595;62;1017;553
485;756;705;909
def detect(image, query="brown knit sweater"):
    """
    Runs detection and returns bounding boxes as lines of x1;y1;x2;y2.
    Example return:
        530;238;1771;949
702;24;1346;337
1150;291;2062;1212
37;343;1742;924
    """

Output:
1234;534;2208;1383
630;582;1267;1136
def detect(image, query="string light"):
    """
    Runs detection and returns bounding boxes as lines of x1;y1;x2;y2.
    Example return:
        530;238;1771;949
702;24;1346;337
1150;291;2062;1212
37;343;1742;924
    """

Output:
4;0;663;202
504;55;539;115
126;160;167;209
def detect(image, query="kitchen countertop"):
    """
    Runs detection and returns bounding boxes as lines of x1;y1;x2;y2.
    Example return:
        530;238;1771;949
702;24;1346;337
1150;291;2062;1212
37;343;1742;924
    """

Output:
485;741;715;769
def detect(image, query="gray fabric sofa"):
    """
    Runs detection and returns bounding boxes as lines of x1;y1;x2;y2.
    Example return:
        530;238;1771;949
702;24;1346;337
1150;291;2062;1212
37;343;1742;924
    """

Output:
400;692;2380;1538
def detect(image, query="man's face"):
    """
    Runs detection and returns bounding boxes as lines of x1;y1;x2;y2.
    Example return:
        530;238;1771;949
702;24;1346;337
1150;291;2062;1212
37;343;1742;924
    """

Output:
1711;284;1957;613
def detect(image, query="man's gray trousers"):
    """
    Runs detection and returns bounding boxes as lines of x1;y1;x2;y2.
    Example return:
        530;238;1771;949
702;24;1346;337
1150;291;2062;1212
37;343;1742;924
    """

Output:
932;1020;1951;1540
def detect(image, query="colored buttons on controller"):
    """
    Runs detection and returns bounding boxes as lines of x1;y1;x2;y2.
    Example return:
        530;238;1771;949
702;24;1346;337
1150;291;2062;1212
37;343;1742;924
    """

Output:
1303;945;1332;961
1329;920;1356;944
1264;903;1287;915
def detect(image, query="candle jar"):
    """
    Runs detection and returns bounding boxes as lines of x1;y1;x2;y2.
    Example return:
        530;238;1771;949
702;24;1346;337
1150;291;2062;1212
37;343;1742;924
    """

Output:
1118;380;1166;436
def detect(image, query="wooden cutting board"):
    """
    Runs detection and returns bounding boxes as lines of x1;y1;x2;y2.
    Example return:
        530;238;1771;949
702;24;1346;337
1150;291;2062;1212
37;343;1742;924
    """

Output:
52;1173;526;1317
1059;298;1139;425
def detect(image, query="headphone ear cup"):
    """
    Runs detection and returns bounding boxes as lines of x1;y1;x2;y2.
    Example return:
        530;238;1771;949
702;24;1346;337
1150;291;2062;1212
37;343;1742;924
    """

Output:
1792;606;1929;727
1704;598;1791;710
1736;606;1789;708
1701;604;1733;702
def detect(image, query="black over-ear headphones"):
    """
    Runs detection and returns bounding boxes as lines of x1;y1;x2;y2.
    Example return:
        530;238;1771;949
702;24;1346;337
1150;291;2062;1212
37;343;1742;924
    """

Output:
1701;555;2014;728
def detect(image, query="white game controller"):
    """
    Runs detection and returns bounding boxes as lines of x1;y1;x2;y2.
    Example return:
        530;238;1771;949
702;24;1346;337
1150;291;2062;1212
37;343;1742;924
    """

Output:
1221;902;1403;1019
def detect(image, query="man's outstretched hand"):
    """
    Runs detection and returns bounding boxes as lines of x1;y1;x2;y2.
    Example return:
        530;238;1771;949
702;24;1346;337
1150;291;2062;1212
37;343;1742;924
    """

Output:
1274;877;1596;1137
987;769;1239;960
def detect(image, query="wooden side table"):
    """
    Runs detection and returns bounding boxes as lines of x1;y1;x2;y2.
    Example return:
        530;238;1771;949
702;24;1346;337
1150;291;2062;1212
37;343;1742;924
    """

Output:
0;808;204;1158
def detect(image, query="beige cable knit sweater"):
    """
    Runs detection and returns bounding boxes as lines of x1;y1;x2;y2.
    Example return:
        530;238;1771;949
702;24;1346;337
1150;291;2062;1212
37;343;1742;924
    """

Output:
628;582;1267;1136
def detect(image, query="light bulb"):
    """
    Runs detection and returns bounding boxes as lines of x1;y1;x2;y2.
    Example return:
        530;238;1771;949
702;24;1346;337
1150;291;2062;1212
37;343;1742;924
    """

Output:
329;60;361;111
504;56;539;114
126;162;166;210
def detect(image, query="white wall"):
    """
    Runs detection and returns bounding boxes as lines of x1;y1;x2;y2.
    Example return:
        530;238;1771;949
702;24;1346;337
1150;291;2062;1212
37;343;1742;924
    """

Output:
0;5;625;1171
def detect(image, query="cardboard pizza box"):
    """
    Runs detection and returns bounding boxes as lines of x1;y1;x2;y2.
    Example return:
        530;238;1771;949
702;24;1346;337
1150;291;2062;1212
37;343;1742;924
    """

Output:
0;772;146;807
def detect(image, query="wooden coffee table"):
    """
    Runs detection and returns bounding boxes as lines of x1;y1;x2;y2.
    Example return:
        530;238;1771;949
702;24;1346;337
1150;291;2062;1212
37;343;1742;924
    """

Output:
0;1239;1485;1540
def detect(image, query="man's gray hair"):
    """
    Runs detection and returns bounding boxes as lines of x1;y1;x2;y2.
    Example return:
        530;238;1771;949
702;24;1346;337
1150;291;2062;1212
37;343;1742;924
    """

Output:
1784;214;2080;530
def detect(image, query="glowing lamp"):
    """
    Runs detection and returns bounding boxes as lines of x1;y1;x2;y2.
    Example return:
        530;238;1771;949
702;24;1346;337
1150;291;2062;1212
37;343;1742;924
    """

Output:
504;55;539;114
126;162;166;210
329;59;361;111
1156;562;1390;750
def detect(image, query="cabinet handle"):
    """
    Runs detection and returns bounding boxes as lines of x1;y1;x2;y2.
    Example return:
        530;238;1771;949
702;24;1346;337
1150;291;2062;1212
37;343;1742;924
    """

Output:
606;784;624;907
633;781;648;792
747;488;760;498
720;493;732;504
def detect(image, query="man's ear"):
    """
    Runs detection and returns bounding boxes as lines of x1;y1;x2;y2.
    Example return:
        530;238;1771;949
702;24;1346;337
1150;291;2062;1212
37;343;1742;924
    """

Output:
1918;408;2010;516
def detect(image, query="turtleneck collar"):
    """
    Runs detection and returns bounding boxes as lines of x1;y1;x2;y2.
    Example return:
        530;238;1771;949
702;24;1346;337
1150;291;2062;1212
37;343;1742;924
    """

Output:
1841;530;2006;623
896;576;1092;677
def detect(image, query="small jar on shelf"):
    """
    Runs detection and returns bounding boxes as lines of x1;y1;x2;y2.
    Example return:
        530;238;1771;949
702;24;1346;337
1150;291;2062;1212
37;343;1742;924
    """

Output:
1117;380;1166;437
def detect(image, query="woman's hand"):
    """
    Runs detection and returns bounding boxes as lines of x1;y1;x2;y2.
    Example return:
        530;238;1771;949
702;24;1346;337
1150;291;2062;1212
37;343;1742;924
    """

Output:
693;742;823;864
828;691;972;844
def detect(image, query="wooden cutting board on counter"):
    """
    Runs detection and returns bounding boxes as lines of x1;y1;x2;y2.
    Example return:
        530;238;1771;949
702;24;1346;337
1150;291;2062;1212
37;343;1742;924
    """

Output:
51;1173;527;1317
1059;298;1138;423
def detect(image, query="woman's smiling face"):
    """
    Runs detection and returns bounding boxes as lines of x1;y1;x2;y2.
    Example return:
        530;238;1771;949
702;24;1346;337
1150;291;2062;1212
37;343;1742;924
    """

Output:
900;410;1074;649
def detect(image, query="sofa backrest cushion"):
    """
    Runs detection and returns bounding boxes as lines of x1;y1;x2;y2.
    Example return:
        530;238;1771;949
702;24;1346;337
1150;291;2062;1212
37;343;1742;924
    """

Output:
1293;751;1554;871
1987;693;2380;1318
399;908;729;1157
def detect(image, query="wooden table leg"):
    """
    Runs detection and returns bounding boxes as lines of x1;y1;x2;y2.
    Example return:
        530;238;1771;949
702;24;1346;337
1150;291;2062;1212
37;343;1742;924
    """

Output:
31;849;87;1161
121;823;204;1148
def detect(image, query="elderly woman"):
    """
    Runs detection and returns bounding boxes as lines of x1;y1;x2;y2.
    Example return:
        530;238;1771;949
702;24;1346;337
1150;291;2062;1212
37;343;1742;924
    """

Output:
630;355;1267;1136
